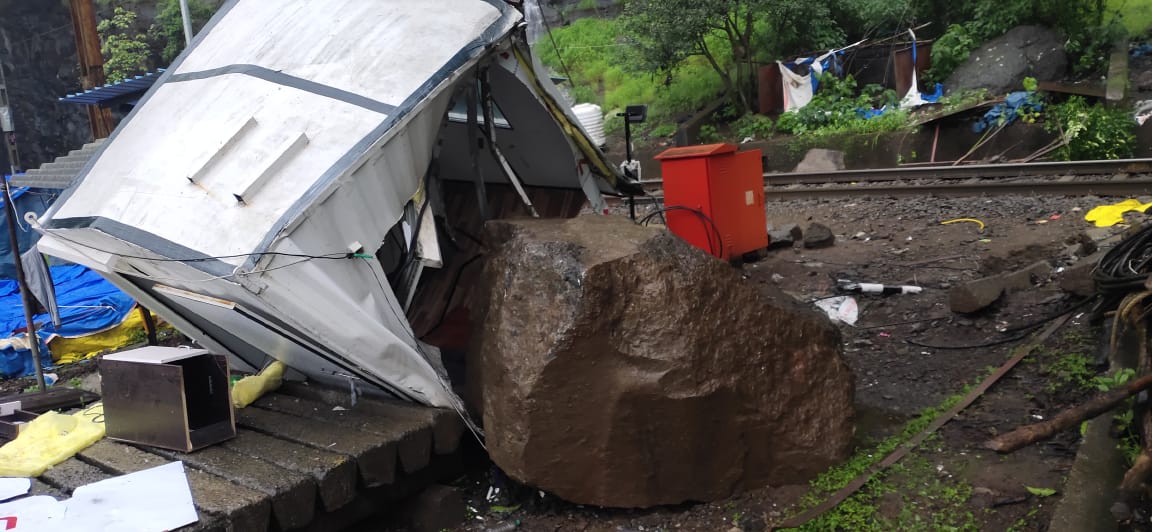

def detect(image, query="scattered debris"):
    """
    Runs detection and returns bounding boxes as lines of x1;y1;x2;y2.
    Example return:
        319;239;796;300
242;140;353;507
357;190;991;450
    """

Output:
1084;198;1152;227
232;361;286;409
984;373;1152;453
949;261;1053;313
940;218;986;233
836;279;923;295
0;478;29;502
804;223;836;248
0;461;198;531
473;217;854;508
815;296;860;326
0;403;104;477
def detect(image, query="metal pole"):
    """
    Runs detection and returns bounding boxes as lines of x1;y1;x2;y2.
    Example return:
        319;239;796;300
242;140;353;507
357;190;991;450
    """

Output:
0;62;46;392
2;183;46;391
179;0;194;47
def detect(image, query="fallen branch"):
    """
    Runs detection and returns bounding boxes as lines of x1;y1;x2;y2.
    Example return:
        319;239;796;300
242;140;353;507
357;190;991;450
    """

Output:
770;314;1070;530
984;373;1152;453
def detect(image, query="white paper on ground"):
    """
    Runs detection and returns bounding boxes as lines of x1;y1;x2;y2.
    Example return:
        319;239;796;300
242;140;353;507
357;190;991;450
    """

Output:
0;495;66;531
0;478;30;502
815;296;859;326
61;461;198;531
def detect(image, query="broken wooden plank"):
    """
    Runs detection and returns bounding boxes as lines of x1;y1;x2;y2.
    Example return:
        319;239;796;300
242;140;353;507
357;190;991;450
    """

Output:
1037;80;1106;98
0;387;99;414
236;405;398;487
221;429;357;512
254;392;432;473
279;382;465;455
78;439;268;532
147;443;317;530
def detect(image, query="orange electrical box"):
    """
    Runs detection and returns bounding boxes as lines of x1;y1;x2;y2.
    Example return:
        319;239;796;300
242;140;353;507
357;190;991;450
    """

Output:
654;143;767;260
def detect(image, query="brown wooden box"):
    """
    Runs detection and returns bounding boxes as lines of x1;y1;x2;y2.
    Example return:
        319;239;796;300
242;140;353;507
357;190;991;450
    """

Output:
100;346;236;452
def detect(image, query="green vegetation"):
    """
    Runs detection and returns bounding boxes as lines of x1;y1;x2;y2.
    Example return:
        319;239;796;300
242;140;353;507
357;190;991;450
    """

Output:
98;8;150;83
622;0;842;112
773;74;907;138
1044;96;1137;161
788;391;978;531
538;17;726;133
97;0;219;81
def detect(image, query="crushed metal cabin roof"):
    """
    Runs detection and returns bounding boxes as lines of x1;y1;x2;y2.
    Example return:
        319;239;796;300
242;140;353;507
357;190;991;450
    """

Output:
10;140;105;190
59;71;165;106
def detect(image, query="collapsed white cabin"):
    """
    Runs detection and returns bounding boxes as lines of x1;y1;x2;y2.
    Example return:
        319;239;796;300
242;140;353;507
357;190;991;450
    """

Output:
34;0;627;408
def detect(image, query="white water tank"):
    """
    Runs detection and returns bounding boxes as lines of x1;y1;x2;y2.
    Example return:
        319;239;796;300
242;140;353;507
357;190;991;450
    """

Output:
572;103;606;147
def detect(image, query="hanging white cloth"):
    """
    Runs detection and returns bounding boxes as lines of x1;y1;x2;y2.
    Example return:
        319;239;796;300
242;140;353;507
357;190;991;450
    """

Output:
900;29;928;108
779;50;837;112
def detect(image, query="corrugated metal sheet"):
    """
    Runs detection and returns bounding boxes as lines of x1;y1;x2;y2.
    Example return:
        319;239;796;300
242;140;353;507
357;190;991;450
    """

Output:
59;71;165;106
9;140;104;190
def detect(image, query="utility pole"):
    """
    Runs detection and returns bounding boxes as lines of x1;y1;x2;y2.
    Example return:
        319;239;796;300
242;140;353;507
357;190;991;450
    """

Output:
68;0;115;139
0;63;47;392
179;0;194;47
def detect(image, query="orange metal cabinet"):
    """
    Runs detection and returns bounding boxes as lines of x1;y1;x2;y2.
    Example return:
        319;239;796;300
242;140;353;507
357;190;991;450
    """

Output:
654;143;767;260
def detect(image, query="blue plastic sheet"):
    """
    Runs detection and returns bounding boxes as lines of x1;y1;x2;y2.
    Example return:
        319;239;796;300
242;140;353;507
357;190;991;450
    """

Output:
0;334;51;380
0;182;56;279
973;91;1043;133
0;265;135;378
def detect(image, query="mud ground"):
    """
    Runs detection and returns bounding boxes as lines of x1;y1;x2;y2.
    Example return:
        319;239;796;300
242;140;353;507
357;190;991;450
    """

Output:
453;193;1135;532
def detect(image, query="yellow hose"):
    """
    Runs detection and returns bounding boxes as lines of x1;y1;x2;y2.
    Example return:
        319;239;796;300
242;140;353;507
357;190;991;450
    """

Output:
940;218;986;232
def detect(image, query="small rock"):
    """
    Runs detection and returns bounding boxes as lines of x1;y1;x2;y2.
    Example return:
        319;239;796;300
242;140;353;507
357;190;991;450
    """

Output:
1138;70;1152;92
767;230;794;250
852;339;874;347
853;231;867;240
804;223;835;249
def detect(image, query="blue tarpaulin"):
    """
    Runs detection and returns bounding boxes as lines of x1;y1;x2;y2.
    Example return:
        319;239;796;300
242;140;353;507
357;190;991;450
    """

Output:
0;182;55;278
0;265;136;378
973;91;1044;133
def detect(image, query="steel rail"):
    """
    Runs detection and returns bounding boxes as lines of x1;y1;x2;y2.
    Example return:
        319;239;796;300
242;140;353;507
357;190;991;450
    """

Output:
638;158;1152;190
764;178;1152;199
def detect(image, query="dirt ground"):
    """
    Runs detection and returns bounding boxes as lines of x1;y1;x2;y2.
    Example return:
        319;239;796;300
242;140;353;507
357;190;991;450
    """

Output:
453;193;1136;532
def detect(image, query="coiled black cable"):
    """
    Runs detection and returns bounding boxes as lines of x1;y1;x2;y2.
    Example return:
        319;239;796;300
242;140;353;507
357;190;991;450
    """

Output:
1094;224;1152;308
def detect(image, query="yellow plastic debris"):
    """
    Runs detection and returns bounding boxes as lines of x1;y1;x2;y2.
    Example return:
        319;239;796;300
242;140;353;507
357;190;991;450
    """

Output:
0;403;105;477
1084;199;1152;228
940;218;986;232
231;361;286;408
49;309;172;365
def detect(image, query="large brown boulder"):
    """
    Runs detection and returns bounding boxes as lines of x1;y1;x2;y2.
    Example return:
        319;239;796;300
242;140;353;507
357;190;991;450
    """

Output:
469;216;855;508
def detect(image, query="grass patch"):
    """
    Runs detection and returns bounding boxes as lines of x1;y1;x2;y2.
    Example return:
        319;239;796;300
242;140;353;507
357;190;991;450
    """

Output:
537;18;725;134
787;390;979;531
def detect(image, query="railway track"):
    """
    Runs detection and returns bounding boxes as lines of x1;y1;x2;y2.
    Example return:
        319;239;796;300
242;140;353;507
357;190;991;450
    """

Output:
634;158;1152;199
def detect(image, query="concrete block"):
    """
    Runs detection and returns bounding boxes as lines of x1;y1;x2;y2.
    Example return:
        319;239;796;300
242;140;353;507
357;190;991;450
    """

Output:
950;261;1053;313
403;485;466;532
222;429;357;512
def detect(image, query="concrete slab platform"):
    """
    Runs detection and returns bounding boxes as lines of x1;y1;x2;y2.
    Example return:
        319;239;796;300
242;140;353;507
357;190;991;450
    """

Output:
254;393;433;473
221;429;357;512
78;439;269;532
32;386;462;531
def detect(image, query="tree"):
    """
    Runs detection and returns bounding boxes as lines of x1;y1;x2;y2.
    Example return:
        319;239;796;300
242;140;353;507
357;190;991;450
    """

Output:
622;0;842;113
151;0;218;63
98;7;150;83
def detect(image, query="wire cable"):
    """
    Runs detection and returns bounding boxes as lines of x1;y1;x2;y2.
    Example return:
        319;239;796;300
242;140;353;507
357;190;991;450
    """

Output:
639;205;725;258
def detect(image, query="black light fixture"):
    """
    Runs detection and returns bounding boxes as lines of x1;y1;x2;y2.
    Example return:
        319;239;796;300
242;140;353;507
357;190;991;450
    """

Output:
616;104;647;221
616;104;647;169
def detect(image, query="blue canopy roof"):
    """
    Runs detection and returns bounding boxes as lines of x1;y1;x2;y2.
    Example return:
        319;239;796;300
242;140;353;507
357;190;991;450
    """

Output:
59;70;165;106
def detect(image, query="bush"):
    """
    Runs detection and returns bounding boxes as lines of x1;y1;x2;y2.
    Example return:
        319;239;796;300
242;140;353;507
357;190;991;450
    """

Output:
1045;96;1136;160
732;114;775;140
773;74;906;137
